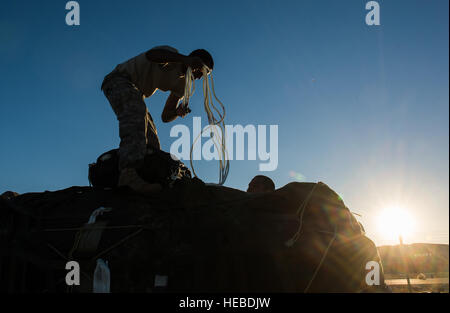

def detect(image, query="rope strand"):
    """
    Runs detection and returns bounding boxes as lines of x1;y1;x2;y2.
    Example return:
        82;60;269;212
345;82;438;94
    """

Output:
183;66;229;185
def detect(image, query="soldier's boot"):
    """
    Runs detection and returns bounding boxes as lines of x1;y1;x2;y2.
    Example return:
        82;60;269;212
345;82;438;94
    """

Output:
118;168;162;194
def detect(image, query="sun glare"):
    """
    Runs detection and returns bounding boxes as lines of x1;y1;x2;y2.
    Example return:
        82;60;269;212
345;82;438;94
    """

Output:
377;207;415;243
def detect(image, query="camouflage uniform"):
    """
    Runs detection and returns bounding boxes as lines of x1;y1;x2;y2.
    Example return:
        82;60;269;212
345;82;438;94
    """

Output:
102;73;161;171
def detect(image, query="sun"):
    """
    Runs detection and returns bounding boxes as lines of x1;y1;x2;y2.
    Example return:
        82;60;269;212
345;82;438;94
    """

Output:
376;207;415;243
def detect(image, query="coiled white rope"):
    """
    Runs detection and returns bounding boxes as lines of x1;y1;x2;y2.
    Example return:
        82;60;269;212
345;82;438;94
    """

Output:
182;66;229;185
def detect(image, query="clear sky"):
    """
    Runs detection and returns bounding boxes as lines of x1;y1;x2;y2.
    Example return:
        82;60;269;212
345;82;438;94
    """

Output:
0;0;448;246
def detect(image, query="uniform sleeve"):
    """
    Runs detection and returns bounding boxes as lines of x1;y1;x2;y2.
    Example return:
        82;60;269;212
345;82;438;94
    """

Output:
150;45;181;72
171;88;184;100
150;45;179;53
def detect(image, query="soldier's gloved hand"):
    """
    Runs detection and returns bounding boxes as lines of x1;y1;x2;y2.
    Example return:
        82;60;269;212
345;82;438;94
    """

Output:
176;106;191;118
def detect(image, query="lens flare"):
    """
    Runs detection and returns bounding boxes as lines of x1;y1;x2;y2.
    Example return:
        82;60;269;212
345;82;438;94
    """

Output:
377;207;415;243
289;171;305;181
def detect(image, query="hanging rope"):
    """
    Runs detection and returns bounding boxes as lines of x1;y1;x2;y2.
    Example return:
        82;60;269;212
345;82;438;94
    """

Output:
285;182;321;247
304;225;338;293
182;66;229;185
182;66;195;110
282;183;342;292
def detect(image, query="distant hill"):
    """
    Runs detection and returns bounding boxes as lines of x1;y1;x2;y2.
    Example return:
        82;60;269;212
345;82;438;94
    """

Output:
378;243;449;275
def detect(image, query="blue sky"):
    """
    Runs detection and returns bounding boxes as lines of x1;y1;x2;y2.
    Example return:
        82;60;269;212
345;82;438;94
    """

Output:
0;0;448;246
